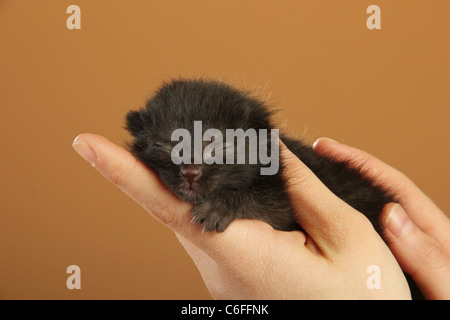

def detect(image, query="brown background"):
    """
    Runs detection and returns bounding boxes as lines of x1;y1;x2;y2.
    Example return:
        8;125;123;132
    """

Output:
0;0;449;299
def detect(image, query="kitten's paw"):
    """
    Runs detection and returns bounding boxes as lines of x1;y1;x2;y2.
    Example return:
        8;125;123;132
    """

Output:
191;203;235;232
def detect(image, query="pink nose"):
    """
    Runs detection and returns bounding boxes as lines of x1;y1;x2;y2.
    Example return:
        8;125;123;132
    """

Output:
181;164;202;183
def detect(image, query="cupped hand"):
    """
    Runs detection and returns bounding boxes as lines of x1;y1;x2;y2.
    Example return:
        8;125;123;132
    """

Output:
72;133;411;299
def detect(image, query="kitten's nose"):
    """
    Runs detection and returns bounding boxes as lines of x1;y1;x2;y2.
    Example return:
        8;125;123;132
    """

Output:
181;164;202;183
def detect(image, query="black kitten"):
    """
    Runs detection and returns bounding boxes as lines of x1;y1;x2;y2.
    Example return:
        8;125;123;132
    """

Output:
126;78;423;299
126;78;393;233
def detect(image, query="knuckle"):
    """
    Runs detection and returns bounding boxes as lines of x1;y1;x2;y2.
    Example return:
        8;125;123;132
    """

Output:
416;236;449;272
109;171;122;187
149;202;175;225
109;167;127;189
156;202;191;232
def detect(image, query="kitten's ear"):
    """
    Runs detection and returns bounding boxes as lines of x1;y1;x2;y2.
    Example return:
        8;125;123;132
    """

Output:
126;110;146;137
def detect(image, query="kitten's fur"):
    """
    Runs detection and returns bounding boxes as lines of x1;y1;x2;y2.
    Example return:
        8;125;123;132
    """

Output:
126;78;392;233
126;78;421;298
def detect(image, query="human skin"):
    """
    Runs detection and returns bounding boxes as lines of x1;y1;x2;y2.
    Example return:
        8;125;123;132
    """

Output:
313;138;450;300
73;133;414;299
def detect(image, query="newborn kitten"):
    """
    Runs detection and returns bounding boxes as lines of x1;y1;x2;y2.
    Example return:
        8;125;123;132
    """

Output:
126;78;423;299
126;78;393;233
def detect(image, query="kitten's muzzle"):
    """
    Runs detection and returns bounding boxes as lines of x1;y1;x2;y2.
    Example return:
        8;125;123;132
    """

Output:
180;164;202;184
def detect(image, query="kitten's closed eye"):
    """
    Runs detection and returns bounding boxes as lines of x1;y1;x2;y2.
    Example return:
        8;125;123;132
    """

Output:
150;141;174;153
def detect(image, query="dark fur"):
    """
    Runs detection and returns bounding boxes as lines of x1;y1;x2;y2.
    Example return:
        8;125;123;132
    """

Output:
126;78;421;298
126;78;392;232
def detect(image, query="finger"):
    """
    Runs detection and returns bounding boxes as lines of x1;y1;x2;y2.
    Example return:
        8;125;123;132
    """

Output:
280;141;371;252
312;138;406;190
71;133;277;257
313;137;450;249
72;133;193;232
382;203;450;299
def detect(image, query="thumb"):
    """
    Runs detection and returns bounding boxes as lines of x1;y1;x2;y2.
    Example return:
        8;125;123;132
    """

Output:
382;203;450;299
280;141;370;252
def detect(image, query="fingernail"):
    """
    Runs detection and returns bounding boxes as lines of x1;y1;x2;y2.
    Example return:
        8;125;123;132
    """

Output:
72;135;97;165
385;204;414;237
312;137;338;150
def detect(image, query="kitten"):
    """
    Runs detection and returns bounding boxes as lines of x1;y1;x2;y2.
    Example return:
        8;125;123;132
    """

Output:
126;78;393;233
126;78;423;299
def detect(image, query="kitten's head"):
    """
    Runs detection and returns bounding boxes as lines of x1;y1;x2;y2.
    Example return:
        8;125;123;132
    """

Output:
126;78;274;203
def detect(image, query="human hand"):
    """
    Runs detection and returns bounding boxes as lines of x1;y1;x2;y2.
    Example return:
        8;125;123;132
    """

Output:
72;133;411;299
313;138;450;299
